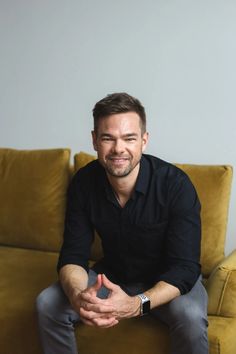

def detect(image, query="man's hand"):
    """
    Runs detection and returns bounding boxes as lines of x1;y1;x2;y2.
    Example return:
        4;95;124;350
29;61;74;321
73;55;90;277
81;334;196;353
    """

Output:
100;274;140;319
78;274;140;328
78;274;118;328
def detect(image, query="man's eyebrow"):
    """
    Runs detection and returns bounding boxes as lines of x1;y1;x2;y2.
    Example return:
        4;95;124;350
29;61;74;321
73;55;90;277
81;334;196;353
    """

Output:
123;133;138;137
100;133;113;137
99;133;138;138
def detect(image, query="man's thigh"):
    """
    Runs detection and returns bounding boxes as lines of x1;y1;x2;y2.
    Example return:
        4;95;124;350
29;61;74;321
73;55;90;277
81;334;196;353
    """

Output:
37;269;109;324
150;277;208;327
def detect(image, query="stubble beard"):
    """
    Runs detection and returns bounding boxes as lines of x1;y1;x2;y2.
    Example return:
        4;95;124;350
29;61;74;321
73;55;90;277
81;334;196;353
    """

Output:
104;155;141;178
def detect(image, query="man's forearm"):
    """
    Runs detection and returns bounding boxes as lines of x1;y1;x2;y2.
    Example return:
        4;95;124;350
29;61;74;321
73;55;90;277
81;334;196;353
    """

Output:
143;281;181;310
59;264;89;301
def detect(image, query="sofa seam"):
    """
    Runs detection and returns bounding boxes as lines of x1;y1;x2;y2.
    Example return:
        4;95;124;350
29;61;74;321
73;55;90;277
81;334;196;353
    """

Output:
217;270;232;315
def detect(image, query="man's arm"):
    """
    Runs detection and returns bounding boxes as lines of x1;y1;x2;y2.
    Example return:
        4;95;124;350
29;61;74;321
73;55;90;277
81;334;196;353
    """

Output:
143;280;180;309
157;171;202;294
57;172;94;274
79;274;180;327
57;168;117;325
59;264;89;312
57;170;94;315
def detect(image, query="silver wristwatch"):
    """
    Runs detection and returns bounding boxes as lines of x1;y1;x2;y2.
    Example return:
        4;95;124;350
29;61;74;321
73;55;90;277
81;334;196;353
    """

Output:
137;293;150;316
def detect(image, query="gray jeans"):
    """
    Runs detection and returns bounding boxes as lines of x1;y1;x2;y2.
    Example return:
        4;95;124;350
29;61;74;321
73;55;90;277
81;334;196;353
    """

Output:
36;271;209;354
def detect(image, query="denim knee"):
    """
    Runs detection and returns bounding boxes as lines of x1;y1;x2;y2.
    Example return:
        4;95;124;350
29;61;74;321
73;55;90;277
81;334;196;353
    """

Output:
37;282;81;327
36;283;68;321
36;286;55;320
167;296;208;340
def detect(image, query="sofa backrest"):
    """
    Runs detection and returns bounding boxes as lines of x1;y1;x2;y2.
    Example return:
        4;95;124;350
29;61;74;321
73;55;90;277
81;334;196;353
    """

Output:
0;148;71;252
1;148;232;277
74;152;233;278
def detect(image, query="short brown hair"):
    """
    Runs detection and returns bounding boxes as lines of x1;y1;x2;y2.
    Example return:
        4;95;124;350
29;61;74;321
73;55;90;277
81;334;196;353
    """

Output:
93;92;146;134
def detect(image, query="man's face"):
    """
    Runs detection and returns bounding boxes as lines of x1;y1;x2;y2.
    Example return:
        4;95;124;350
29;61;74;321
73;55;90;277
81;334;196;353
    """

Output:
92;112;148;178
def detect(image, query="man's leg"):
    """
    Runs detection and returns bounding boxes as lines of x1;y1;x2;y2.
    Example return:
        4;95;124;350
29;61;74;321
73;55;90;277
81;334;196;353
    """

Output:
36;270;109;354
151;277;209;354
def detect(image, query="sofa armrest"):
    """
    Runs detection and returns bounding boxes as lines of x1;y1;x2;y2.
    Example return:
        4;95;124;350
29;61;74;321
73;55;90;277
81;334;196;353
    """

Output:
205;250;236;317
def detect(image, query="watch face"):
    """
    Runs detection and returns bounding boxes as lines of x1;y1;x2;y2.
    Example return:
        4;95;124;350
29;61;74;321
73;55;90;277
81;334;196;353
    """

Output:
143;299;150;314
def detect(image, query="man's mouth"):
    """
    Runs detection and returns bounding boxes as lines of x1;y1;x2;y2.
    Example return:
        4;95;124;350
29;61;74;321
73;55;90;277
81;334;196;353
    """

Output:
107;156;130;163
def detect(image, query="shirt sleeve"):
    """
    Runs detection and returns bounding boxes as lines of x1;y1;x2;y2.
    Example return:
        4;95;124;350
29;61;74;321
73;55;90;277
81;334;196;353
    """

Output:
158;172;201;294
57;171;94;273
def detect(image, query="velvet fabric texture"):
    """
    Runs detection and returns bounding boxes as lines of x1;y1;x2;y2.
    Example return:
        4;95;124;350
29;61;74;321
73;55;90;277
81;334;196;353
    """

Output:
0;246;59;354
208;316;236;354
206;250;236;317
0;148;70;251
76;315;236;354
74;151;96;171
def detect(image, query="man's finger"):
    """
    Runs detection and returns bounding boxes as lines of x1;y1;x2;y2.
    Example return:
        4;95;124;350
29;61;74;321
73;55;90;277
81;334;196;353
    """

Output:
80;301;115;313
101;274;117;291
93;316;119;328
80;308;113;319
80;292;101;303
89;274;102;293
80;292;115;309
81;315;118;328
80;317;96;326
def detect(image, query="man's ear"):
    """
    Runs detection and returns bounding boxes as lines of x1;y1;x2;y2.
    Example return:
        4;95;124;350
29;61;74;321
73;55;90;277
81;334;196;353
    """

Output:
91;131;98;151
142;132;149;152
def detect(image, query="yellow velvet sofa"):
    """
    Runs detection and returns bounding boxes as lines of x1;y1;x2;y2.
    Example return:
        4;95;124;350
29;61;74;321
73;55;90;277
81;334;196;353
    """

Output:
0;148;235;354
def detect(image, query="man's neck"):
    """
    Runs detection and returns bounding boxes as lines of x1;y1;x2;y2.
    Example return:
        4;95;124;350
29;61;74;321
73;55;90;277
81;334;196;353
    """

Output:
107;163;140;207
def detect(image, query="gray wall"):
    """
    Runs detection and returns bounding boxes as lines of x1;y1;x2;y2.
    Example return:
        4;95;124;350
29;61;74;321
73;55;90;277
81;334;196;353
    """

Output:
1;0;235;254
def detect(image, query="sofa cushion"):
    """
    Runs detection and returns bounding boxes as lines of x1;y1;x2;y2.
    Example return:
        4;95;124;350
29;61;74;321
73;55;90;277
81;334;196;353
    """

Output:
76;315;170;354
1;244;235;354
0;245;58;354
74;151;96;172
208;315;236;354
75;312;236;354
0;148;70;251
206;250;236;317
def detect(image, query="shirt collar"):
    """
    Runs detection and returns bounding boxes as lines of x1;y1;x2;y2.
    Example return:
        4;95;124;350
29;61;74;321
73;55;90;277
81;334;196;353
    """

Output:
134;154;150;195
100;154;150;198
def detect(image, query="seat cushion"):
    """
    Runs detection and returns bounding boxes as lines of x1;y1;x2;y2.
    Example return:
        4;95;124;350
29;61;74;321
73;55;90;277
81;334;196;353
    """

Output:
208;315;236;354
0;246;59;354
76;315;170;354
1;245;236;354
75;311;236;354
0;148;70;251
206;250;236;317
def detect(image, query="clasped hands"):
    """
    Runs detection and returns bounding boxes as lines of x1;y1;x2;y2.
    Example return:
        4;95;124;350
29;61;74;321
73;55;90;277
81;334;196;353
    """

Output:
72;274;140;328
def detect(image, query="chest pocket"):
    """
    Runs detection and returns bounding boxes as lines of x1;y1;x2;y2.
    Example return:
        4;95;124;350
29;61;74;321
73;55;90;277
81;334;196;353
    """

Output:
128;221;168;259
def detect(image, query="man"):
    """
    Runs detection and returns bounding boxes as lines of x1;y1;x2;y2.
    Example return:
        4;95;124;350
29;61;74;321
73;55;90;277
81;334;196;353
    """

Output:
36;92;209;354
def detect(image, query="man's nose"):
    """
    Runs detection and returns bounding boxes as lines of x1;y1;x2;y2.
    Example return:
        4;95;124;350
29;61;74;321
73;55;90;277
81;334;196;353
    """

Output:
113;139;125;153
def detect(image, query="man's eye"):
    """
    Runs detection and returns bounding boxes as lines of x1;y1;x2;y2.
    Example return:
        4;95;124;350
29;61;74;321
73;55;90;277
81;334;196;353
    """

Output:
101;137;112;141
126;138;136;141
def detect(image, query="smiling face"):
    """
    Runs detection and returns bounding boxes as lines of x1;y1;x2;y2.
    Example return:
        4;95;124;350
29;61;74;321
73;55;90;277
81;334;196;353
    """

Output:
92;112;148;179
